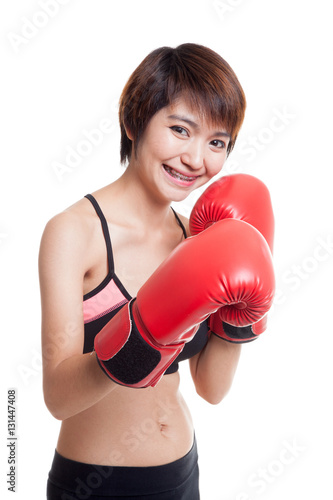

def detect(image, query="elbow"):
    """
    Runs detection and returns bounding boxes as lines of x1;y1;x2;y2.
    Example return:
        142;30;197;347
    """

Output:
200;394;223;406
194;370;236;405
43;394;65;421
43;384;70;421
195;383;231;406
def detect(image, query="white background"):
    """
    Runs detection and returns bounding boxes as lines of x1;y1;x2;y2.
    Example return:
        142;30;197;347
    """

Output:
1;1;332;498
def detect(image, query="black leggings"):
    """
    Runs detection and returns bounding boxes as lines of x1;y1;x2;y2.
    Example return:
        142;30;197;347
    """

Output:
46;437;200;499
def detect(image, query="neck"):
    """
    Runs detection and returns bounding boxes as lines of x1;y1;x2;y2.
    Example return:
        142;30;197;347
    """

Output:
108;166;173;229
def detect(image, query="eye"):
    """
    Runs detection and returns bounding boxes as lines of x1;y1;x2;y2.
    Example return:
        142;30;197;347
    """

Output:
170;125;189;136
210;139;226;149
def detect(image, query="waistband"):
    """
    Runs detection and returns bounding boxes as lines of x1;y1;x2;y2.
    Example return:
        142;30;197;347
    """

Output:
48;436;198;496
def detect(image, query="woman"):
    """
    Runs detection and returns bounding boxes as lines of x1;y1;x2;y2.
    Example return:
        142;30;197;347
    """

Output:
40;43;247;499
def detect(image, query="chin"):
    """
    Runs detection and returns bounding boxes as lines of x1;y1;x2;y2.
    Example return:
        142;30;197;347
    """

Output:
165;187;197;204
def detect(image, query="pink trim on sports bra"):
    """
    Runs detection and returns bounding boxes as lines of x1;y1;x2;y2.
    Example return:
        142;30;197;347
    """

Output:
83;278;128;324
81;194;209;370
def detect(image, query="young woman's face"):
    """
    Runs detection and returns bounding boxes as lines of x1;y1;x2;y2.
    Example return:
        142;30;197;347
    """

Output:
129;99;231;203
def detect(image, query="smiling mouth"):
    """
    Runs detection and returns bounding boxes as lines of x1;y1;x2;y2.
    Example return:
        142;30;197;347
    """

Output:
163;165;198;182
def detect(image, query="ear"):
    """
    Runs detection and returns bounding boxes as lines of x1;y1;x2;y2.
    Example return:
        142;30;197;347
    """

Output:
124;122;133;141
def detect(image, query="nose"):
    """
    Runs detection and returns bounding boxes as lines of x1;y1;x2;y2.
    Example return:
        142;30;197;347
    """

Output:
180;140;205;171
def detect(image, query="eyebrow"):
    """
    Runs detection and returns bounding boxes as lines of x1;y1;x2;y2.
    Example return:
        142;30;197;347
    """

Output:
167;114;231;138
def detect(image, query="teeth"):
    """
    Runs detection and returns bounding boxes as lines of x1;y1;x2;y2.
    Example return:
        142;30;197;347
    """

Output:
164;165;196;181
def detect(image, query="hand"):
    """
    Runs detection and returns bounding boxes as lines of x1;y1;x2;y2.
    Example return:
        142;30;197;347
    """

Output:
95;217;274;386
190;173;275;342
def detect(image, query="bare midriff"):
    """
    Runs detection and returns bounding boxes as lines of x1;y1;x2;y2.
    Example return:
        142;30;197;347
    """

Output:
56;371;194;466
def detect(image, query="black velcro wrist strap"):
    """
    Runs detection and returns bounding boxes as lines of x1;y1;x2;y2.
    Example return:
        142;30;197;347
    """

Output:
99;301;161;385
221;322;258;343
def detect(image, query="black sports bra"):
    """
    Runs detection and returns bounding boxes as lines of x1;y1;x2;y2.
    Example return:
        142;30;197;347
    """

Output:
82;194;209;375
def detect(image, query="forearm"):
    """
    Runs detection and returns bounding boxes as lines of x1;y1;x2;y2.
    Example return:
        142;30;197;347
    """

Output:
190;335;241;405
43;352;117;421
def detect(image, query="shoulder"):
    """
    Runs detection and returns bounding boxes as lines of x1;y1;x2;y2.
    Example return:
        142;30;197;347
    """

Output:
40;200;89;245
39;197;95;271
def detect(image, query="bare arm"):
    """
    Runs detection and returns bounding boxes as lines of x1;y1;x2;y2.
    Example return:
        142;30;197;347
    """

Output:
39;210;117;421
189;334;241;405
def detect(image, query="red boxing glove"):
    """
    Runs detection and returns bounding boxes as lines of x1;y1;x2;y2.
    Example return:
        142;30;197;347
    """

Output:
94;218;275;387
190;173;275;342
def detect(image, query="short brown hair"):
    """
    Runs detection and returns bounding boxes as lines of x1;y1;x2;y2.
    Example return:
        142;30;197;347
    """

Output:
119;43;246;165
